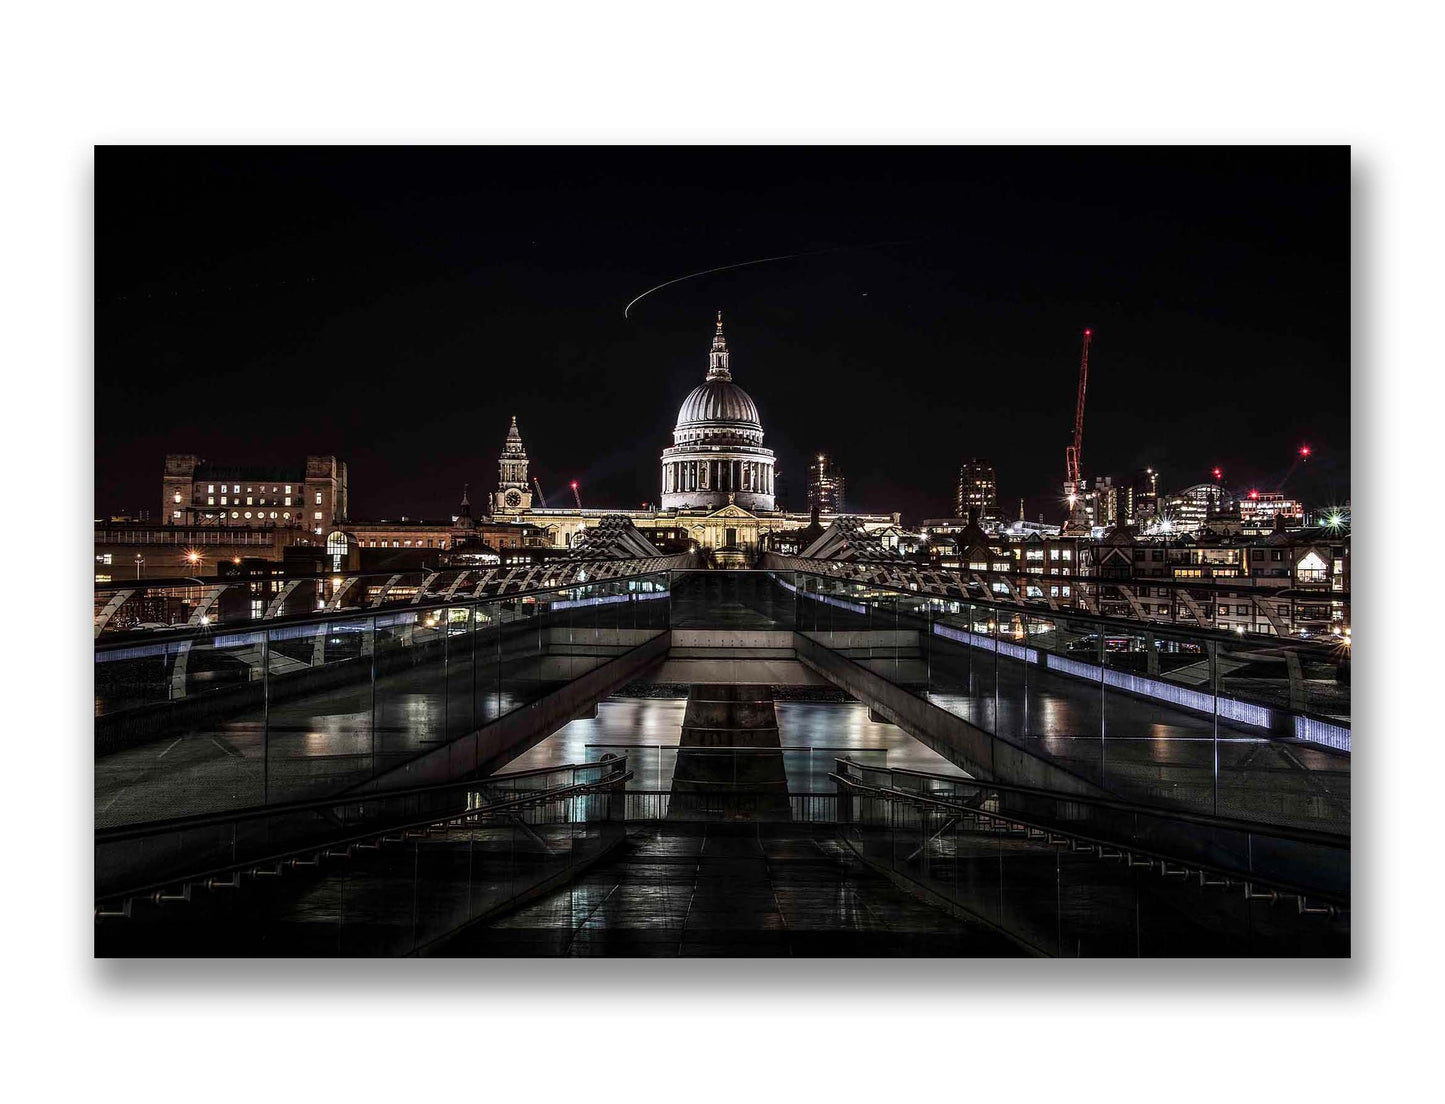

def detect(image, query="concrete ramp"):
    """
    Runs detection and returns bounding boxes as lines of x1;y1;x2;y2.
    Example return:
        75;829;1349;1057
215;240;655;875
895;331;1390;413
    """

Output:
644;629;828;686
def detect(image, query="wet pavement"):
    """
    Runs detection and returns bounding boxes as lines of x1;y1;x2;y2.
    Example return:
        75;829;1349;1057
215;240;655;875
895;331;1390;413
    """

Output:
441;823;1023;956
503;697;971;790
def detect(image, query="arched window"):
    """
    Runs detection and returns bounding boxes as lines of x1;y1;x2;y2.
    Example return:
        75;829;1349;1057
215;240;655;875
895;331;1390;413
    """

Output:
326;530;350;572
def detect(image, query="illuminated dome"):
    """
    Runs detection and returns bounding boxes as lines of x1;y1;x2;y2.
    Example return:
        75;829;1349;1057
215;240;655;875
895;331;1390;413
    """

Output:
675;377;762;431
660;313;776;512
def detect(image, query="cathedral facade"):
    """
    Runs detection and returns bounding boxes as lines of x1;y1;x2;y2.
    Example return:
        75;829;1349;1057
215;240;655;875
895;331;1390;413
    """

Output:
489;314;895;561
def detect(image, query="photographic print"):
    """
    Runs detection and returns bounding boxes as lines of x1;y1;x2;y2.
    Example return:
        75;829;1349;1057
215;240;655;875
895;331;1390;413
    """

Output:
93;146;1349;957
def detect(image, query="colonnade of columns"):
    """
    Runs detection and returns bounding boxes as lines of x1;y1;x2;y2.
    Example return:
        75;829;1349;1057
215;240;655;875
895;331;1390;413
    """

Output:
662;458;773;495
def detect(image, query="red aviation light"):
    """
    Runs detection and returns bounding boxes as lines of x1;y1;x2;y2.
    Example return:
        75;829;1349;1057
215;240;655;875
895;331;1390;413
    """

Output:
1211;468;1222;480
1248;489;1260;500
1299;445;1312;458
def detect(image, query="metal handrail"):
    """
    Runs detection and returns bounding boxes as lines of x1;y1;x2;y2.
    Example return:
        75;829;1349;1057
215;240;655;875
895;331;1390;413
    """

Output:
96;769;633;909
829;771;1348;908
780;567;1350;654
95;568;673;648
95;759;627;844
832;757;1349;849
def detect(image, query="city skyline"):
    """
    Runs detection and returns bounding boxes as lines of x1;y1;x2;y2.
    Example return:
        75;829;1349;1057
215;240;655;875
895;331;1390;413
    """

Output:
96;147;1349;523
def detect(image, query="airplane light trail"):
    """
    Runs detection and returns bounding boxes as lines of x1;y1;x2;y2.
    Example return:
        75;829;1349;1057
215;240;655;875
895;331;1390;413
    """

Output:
623;240;910;319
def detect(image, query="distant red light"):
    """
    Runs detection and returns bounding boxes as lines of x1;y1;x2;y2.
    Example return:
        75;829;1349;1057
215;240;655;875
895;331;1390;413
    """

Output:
1249;489;1259;500
1299;445;1312;457
570;481;578;488
1212;468;1222;479
1084;329;1092;336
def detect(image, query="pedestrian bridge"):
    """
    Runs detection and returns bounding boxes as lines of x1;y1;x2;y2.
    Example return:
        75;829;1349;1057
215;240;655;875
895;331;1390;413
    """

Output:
94;557;1350;956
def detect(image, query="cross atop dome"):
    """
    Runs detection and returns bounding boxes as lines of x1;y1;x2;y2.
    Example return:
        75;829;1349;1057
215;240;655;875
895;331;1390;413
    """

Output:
707;310;731;381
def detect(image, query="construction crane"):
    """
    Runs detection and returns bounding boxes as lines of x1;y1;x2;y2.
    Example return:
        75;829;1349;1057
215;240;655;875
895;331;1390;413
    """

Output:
1062;328;1093;533
532;477;547;507
570;480;583;509
1064;328;1092;498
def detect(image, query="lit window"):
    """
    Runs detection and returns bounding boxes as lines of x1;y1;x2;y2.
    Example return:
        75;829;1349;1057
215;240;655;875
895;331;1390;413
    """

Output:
1050;549;1060;560
244;511;252;519
233;485;239;494
207;496;215;505
220;495;228;505
231;512;239;518
207;485;214;493
284;497;291;506
102;553;112;565
285;485;292;494
173;492;181;503
269;511;277;519
1061;550;1072;561
246;487;252;493
283;512;290;520
314;511;322;521
95;574;111;583
246;497;253;505
172;510;181;518
315;492;322;505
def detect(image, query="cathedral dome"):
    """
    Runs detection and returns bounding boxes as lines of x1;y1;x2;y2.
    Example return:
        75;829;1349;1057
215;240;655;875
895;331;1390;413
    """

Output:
675;377;761;430
660;312;777;514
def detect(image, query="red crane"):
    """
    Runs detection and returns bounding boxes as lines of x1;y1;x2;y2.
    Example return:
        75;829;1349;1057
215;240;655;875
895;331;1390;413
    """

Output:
570;481;583;509
1064;328;1092;497
532;477;547;506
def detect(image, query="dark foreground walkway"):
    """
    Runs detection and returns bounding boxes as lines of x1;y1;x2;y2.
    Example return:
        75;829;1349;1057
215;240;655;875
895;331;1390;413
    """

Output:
437;823;1022;956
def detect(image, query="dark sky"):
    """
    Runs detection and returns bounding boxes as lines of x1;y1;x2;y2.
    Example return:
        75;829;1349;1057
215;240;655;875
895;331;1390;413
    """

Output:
96;147;1350;524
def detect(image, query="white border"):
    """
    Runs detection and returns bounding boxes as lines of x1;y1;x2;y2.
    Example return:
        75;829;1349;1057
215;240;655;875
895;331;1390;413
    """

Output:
4;2;1439;1099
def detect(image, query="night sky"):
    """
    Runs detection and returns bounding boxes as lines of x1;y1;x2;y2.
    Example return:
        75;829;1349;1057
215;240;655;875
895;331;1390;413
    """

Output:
96;147;1350;524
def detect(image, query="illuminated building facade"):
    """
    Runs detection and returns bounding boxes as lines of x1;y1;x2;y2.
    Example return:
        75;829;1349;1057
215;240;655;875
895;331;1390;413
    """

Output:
954;458;999;523
1240;491;1306;530
808;453;845;516
161;454;348;534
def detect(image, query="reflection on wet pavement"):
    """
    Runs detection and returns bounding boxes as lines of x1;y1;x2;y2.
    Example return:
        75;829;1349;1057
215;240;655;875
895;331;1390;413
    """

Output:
442;823;1022;956
504;696;971;791
668;684;791;820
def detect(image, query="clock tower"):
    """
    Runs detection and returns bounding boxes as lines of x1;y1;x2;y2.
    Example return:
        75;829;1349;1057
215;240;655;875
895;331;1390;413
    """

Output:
492;415;533;514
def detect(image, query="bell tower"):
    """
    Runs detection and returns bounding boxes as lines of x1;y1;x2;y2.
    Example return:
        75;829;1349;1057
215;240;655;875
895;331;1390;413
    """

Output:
493;415;533;514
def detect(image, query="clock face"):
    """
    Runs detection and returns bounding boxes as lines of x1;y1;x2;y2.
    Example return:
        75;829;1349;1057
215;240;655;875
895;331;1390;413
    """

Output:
504;489;522;507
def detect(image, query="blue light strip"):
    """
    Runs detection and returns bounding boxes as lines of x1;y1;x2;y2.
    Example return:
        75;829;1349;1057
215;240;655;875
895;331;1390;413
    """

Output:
1294;715;1351;752
931;622;1038;663
550;593;634;611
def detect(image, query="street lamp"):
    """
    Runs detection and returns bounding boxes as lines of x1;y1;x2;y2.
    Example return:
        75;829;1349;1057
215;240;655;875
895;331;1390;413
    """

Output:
134;553;144;579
